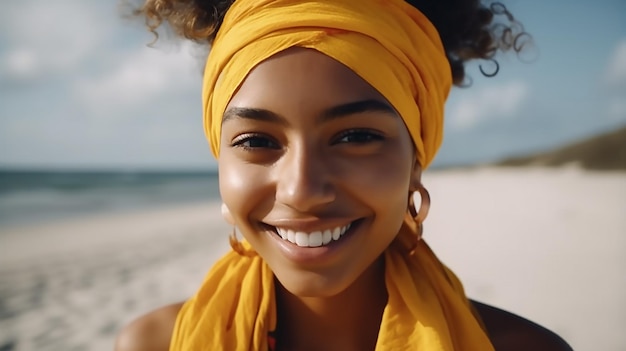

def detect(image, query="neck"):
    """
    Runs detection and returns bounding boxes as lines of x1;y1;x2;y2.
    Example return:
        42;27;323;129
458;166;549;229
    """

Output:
275;257;388;351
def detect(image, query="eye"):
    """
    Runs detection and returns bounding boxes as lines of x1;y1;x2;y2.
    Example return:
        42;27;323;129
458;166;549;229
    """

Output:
334;129;384;144
231;133;280;150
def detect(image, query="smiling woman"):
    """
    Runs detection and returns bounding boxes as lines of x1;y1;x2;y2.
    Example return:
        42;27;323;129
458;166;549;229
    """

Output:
219;48;418;302
116;1;572;350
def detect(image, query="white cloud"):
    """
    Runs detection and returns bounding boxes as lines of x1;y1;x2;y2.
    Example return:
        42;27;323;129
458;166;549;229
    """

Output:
2;49;38;79
74;45;201;109
0;1;108;80
0;1;212;169
447;81;529;130
72;42;204;118
605;39;626;88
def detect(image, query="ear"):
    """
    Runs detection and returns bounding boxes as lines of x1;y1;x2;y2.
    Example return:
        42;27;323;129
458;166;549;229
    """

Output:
409;159;423;192
221;203;235;225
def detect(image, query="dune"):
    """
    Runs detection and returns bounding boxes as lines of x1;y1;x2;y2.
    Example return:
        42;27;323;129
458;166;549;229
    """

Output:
494;125;626;170
0;167;624;350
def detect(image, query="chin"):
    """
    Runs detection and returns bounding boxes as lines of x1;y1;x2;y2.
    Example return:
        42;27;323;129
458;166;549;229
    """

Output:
274;268;358;298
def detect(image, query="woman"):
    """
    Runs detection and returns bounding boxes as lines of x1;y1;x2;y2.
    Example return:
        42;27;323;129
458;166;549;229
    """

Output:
116;0;572;350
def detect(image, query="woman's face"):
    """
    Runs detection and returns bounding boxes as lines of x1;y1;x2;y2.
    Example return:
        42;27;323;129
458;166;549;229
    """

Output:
219;47;420;297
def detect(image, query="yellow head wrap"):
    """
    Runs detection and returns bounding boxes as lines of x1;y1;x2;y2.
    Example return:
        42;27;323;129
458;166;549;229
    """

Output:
172;0;494;350
202;0;451;168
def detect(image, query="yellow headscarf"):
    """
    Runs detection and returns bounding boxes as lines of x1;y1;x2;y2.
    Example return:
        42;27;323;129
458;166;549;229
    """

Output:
202;0;450;168
172;0;494;350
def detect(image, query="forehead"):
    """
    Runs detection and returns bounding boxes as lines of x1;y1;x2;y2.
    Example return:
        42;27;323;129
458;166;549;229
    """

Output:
227;47;388;109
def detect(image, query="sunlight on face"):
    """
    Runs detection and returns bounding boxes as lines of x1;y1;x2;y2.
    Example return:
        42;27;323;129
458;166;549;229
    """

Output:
219;47;420;297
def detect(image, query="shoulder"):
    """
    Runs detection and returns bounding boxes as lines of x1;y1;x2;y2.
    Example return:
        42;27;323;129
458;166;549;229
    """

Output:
114;302;185;351
471;300;573;351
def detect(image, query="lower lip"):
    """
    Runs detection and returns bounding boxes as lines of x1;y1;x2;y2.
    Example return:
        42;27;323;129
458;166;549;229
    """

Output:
266;220;362;265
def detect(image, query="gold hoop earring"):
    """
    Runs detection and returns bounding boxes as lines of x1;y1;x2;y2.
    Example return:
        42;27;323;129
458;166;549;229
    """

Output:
407;185;430;255
229;227;256;257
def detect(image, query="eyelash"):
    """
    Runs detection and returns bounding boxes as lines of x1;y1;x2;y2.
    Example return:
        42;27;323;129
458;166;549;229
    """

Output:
230;133;279;151
333;129;384;144
230;129;384;151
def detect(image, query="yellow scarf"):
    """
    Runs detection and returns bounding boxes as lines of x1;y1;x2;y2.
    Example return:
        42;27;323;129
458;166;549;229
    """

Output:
170;224;493;350
172;0;494;349
203;0;450;168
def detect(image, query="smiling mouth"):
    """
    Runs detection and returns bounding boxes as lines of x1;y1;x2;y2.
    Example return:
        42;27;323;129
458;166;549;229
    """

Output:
267;221;358;248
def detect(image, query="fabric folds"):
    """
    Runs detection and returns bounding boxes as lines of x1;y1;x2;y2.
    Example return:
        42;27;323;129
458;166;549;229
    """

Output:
202;0;451;168
172;0;494;350
171;224;494;350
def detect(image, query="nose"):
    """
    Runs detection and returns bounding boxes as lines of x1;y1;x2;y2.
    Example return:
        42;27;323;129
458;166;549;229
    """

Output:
274;142;336;212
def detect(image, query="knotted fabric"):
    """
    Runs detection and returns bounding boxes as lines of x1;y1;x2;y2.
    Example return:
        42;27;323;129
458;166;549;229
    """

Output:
172;0;495;349
202;0;451;168
171;222;494;350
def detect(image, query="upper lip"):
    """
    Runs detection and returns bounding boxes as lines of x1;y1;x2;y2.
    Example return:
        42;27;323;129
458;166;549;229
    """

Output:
262;217;358;232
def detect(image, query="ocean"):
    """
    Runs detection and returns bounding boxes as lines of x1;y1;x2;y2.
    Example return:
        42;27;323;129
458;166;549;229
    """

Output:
0;171;221;228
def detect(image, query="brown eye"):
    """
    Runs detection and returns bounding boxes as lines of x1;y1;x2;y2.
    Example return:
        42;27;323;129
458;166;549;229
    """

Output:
231;133;280;150
334;129;384;144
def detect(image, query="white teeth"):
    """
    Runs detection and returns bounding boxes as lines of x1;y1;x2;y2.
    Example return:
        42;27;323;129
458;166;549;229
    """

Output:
309;231;323;247
277;228;287;240
322;230;332;245
295;232;309;247
275;223;352;247
332;227;341;240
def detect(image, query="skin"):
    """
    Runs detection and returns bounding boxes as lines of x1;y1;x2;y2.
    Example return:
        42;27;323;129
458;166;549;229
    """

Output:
115;301;573;351
115;48;573;351
218;47;421;350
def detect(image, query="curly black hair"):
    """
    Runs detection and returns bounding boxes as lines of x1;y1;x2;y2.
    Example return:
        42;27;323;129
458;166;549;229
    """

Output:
130;0;530;86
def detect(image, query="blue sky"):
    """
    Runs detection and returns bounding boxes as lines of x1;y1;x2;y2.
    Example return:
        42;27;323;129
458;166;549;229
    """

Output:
0;0;624;170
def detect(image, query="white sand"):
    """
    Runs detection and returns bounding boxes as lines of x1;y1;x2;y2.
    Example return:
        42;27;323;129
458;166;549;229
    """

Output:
1;167;624;351
0;202;232;351
424;167;626;351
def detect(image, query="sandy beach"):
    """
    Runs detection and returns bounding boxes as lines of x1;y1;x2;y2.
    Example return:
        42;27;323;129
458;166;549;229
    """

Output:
1;167;624;351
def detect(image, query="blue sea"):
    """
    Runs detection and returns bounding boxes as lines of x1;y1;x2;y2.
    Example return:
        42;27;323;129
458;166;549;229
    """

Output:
0;171;221;228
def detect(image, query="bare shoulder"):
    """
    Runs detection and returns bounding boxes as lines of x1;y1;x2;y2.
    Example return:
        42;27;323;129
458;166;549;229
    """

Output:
114;302;185;351
471;300;573;351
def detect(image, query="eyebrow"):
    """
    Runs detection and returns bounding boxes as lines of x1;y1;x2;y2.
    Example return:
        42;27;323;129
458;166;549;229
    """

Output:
222;99;397;125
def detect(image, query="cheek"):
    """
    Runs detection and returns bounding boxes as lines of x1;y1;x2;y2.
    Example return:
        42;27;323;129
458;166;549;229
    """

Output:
339;145;414;236
336;145;413;203
218;154;272;224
